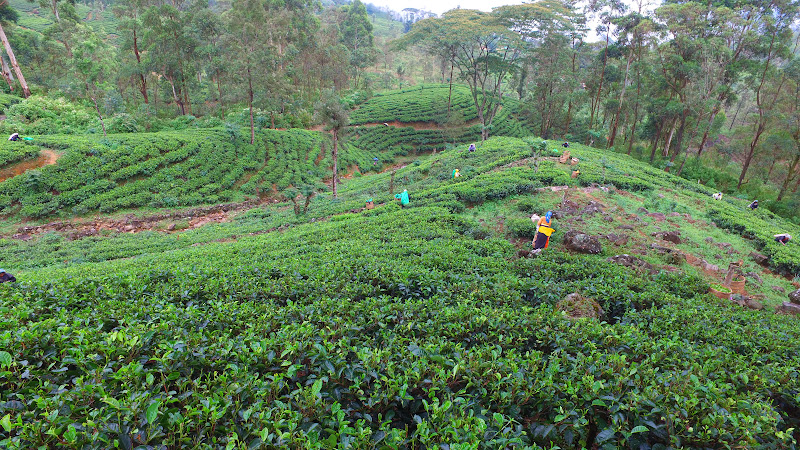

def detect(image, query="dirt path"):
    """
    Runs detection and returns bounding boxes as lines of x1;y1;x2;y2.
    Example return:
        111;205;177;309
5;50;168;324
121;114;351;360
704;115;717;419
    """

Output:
0;149;61;183
6;199;277;241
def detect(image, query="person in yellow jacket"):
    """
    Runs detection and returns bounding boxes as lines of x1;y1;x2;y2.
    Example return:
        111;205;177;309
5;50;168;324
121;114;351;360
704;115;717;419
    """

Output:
532;211;555;251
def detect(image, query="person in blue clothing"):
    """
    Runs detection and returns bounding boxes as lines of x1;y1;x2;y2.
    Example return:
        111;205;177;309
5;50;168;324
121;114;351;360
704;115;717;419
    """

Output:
394;189;409;207
468;143;476;152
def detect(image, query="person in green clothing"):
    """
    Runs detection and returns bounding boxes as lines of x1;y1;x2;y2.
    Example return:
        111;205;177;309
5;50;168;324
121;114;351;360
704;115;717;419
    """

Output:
452;169;460;179
395;189;409;207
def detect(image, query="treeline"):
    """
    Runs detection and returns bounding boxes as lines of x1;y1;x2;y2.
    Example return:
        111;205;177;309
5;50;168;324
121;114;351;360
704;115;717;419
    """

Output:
0;0;380;134
397;0;800;217
2;0;800;216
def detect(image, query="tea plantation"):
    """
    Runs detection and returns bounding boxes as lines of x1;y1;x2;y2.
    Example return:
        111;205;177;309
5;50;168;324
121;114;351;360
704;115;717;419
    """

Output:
3;89;800;448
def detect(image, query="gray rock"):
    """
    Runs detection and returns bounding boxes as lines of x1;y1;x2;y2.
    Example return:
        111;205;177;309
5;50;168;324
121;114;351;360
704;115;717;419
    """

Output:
607;254;656;274
744;271;763;285
647;213;666;221
779;302;800;315
637;207;649;214
704;237;714;243
789;288;800;305
749;252;769;266
563;230;603;254
653;231;682;244
745;299;764;310
772;285;785;294
617;225;635;230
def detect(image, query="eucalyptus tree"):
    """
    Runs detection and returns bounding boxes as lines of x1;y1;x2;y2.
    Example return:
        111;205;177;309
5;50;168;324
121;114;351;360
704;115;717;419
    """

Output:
142;3;199;116
72;26;116;137
606;12;654;149
776;57;800;201
0;1;28;97
224;0;277;144
494;0;584;139
737;0;799;188
399;9;522;142
113;0;152;105
338;0;376;89
584;0;627;143
315;91;349;199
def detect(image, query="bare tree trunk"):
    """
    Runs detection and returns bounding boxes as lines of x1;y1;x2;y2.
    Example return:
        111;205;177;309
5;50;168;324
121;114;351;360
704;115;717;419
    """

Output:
608;43;634;149
133;29;148;104
649;122;663;163
586;31;609;144
0;23;29;98
247;67;254;145
332;128;338;198
0;54;13;92
168;76;185;115
216;76;224;118
777;153;800;201
663;118;678;159
88;86;107;137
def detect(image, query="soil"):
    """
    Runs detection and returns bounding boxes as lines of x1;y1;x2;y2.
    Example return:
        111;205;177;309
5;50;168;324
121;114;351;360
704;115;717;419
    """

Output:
5;199;278;241
0;150;61;183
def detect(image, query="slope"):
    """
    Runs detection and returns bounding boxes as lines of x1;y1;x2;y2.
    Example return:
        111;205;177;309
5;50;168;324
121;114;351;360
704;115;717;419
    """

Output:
3;135;800;448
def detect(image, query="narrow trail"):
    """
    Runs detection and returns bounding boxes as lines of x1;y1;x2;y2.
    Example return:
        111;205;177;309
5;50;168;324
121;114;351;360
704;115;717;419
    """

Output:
0;149;61;183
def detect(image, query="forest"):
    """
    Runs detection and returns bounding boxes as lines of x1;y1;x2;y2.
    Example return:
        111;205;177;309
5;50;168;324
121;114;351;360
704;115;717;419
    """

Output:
0;0;797;216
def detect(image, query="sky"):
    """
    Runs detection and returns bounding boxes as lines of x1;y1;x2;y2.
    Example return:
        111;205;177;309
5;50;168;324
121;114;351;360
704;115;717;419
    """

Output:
366;0;526;16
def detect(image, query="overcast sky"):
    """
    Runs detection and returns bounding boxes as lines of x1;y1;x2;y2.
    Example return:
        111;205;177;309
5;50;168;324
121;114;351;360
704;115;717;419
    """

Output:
367;0;525;15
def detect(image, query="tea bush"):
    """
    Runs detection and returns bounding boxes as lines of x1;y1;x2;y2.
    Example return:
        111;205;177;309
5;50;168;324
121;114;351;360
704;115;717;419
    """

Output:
2;206;800;448
0;128;373;218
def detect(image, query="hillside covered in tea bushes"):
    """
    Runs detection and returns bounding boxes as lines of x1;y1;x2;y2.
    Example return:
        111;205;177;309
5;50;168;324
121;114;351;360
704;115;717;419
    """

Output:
3;88;800;448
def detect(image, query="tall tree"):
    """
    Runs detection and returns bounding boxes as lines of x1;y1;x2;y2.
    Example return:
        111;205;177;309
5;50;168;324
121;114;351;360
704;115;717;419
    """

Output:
113;0;151;104
315;91;349;199
337;0;376;89
72;26;115;137
0;1;28;97
224;0;276;144
737;0;798;188
495;1;584;139
399;9;521;142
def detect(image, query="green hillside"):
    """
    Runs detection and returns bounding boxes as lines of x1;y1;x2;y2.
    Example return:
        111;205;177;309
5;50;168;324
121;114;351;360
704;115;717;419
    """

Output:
4;125;800;447
9;0;120;41
0;128;375;219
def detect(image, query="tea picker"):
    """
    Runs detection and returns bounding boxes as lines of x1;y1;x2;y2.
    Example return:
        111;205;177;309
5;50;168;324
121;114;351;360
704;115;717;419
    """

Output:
712;192;723;200
749;200;759;210
775;233;791;245
532;211;555;252
7;133;18;141
0;269;16;283
452;169;460;179
395;189;409;207
468;143;476;152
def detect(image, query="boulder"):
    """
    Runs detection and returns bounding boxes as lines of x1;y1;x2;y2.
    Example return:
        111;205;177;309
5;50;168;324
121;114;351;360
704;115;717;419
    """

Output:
789;288;800;305
637;207;649;214
704;237;714;243
607;254;656;274
668;211;681;217
749;252;769;267
650;243;672;254
744;298;764;311
778;302;800;315
772;285;785;294
556;293;604;320
651;231;682;244
744;271;763;285
715;242;733;249
617;225;635;230
563;230;603;254
604;234;629;246
647;212;666;221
